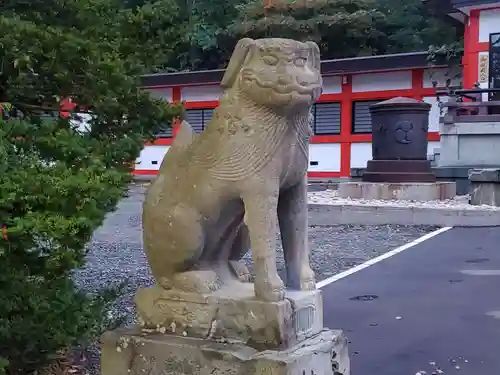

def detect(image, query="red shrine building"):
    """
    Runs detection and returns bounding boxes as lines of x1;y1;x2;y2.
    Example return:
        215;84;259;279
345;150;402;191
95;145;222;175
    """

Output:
75;0;500;179
135;53;451;179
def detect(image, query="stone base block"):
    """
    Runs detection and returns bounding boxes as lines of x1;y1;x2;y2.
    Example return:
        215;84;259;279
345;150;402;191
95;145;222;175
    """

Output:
469;168;500;206
338;181;456;201
439;122;500;167
101;327;350;375
135;282;323;350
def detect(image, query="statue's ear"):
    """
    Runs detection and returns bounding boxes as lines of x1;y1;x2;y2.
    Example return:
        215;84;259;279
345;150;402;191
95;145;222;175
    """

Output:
305;41;321;72
221;38;256;89
306;41;322;100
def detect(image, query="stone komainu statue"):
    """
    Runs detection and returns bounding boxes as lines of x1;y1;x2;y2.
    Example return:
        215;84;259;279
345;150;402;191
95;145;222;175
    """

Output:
142;38;323;302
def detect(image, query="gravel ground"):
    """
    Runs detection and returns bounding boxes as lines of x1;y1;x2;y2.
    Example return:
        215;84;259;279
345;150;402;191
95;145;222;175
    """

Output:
73;183;438;373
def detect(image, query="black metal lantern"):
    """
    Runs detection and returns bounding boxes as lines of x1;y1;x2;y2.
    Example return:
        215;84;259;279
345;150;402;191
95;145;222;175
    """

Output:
362;97;436;183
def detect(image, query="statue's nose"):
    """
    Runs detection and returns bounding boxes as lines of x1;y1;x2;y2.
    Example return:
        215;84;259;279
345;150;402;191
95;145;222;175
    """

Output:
297;71;317;86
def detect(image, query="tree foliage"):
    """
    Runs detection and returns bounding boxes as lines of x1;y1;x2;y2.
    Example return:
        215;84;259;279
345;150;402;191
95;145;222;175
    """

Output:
229;0;388;58
0;0;182;373
163;0;251;71
377;0;464;69
162;0;463;70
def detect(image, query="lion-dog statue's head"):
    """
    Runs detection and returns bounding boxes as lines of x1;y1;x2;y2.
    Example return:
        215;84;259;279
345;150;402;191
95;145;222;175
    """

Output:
220;38;323;110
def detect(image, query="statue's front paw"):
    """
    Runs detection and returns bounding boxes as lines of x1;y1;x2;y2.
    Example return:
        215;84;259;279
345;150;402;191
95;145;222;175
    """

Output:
255;274;285;302
299;266;316;291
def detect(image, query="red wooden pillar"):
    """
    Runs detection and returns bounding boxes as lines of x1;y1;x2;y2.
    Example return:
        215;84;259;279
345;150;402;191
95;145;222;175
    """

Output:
339;75;353;177
172;118;181;137
172;87;182;138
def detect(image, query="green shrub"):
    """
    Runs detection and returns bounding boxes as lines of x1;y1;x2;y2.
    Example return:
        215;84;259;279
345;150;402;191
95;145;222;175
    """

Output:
0;0;182;372
0;267;122;374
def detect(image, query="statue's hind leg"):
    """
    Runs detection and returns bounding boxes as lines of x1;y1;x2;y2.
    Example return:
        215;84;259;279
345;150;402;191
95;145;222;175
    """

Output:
144;204;219;293
168;215;221;293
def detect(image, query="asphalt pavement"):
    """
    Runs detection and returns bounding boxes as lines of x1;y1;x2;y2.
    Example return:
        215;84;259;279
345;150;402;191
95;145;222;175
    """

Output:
321;227;500;375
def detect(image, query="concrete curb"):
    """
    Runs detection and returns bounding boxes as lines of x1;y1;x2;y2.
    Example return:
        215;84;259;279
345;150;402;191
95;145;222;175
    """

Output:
308;204;500;227
129;180;500;226
132;175;343;186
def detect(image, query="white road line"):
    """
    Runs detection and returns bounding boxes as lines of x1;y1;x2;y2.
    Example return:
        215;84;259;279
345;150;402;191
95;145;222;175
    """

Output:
316;226;453;289
460;269;500;276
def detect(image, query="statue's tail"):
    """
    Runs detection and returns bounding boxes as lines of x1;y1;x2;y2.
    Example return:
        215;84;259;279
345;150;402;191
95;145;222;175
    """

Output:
158;120;196;171
172;120;195;151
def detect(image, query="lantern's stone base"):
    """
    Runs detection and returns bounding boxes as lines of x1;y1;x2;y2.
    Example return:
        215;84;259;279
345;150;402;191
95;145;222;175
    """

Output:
100;327;350;375
338;181;456;202
362;160;436;183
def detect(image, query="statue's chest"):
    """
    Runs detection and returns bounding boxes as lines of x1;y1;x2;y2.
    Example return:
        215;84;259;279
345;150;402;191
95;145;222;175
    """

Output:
278;133;308;187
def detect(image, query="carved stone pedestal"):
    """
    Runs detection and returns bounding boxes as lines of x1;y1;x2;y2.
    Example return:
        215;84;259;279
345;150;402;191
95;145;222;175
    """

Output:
101;284;350;375
135;282;323;351
101;327;349;375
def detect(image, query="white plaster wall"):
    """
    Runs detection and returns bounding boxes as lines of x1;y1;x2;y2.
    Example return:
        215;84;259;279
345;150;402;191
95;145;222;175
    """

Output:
427;141;440;159
479;9;500;43
135;145;170;171
423;68;462;89
350;143;372;169
145;88;173;101
181;85;222;101
350;141;442;169
70;113;93;133
308;143;341;172
423;95;449;132
352;71;412;92
322;76;342;94
136;144;341;172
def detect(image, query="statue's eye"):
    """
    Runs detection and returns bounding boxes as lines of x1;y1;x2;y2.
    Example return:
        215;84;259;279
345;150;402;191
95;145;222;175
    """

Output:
295;57;307;67
262;55;279;66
